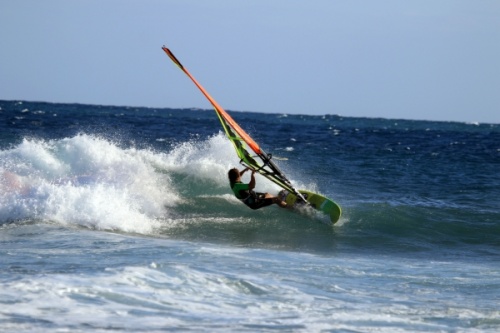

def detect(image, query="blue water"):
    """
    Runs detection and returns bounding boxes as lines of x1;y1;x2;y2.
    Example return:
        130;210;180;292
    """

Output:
1;100;499;332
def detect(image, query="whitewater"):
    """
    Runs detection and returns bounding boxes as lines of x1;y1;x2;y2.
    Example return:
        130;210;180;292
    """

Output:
1;100;499;332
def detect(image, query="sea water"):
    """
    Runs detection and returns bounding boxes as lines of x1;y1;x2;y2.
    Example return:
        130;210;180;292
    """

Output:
1;100;499;332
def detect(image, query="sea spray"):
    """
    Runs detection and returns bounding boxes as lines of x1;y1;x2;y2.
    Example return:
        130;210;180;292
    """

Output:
0;135;177;233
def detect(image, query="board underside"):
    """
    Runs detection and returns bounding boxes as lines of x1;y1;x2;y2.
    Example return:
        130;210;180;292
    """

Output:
280;190;342;224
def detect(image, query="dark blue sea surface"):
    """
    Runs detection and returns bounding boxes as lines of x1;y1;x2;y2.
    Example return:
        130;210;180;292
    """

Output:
1;100;499;332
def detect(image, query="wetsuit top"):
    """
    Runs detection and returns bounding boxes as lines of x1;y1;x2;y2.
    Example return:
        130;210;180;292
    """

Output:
231;181;250;200
230;181;274;210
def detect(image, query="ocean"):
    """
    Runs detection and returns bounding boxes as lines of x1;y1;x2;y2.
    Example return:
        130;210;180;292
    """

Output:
1;99;499;332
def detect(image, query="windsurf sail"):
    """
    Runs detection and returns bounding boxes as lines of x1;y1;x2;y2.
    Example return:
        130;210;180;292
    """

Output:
162;46;306;202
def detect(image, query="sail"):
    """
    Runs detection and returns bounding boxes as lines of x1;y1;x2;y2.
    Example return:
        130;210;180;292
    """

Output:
162;46;305;200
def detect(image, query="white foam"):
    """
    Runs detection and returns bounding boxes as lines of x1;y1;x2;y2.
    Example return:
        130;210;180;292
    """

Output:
158;132;239;185
0;135;178;233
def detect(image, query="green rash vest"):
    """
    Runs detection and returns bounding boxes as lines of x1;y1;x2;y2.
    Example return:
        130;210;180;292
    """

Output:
231;182;250;200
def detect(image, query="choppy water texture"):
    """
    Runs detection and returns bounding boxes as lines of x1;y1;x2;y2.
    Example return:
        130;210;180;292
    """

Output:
1;100;499;332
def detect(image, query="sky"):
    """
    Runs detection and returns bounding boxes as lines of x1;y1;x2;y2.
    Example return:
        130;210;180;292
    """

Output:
1;1;499;124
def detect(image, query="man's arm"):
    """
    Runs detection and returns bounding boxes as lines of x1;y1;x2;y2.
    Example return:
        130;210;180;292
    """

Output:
248;170;256;190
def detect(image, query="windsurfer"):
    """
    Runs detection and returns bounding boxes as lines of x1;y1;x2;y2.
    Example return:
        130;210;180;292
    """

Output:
228;167;287;210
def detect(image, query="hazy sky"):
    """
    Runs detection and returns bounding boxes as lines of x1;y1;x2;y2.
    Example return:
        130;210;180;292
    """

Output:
1;1;499;123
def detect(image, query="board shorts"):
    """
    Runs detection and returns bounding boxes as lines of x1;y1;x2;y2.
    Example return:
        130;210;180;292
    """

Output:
243;192;274;210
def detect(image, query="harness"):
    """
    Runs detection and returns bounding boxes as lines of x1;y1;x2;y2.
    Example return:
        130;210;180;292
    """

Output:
230;181;270;210
231;181;261;204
